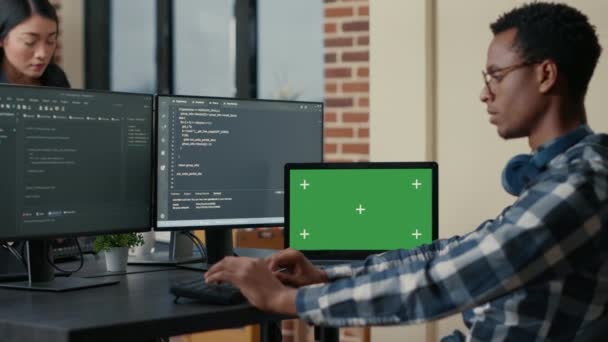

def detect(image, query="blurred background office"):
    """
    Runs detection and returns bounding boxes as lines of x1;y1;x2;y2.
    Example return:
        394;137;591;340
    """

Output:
54;0;607;341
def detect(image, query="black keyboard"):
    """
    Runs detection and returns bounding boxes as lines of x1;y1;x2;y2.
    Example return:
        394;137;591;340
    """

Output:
170;278;246;305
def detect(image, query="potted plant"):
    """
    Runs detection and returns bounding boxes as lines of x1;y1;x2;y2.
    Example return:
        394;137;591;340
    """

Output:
94;233;144;272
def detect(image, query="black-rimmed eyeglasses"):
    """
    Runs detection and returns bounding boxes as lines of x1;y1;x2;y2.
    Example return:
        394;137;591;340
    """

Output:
482;61;539;94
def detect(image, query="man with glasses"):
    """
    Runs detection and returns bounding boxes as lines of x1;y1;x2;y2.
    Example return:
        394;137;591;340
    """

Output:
206;3;607;341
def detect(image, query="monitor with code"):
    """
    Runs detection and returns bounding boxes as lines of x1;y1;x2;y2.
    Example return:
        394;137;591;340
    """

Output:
155;95;323;230
0;84;153;240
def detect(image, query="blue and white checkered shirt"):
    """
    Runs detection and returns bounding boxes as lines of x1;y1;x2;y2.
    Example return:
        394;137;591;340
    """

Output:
295;129;608;341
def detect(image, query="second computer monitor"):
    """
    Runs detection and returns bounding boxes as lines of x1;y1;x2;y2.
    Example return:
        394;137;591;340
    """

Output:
0;84;154;240
155;95;323;230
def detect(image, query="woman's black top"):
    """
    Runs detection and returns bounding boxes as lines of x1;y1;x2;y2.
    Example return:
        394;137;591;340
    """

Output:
0;62;71;88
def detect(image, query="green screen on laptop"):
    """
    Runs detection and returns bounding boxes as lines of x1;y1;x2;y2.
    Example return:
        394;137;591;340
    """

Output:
285;163;437;258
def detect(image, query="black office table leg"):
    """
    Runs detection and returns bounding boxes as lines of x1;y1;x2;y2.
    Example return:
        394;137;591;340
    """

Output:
261;321;282;342
315;326;339;342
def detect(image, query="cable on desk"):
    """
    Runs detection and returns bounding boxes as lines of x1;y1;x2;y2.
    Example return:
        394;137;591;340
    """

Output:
46;238;84;275
1;241;27;270
181;231;208;267
1;241;28;271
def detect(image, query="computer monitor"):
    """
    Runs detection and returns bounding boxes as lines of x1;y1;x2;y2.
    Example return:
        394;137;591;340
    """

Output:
0;84;153;291
285;162;438;261
155;95;323;264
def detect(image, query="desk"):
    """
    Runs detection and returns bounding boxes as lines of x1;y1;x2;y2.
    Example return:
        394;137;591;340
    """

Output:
0;260;289;342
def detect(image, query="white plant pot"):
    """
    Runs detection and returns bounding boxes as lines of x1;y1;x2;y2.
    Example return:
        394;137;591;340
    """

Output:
130;231;156;257
105;247;129;272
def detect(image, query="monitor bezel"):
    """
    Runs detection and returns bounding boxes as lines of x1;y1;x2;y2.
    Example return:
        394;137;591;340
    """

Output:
0;83;155;240
153;93;324;231
284;162;439;260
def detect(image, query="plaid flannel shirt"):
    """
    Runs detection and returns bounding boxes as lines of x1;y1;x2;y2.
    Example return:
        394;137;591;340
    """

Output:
296;129;608;341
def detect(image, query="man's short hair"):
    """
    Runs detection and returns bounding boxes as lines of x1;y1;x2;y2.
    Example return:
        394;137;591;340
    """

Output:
491;2;602;102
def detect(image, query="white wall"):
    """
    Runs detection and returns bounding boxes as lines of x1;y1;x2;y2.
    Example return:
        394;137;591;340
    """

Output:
369;1;435;340
370;0;434;163
370;0;608;340
575;0;608;130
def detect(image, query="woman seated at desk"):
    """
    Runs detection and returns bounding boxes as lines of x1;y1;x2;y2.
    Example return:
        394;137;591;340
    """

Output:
0;0;70;275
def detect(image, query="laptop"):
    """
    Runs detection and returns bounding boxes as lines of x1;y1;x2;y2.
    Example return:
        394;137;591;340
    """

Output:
285;162;438;265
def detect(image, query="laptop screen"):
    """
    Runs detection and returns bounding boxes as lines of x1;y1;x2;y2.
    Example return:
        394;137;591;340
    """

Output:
285;162;438;260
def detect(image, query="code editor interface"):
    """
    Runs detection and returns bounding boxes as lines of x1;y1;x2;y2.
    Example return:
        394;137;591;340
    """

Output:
156;96;323;228
0;86;153;239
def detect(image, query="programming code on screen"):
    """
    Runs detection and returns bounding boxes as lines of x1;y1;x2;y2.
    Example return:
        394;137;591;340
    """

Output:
0;86;153;239
156;96;323;228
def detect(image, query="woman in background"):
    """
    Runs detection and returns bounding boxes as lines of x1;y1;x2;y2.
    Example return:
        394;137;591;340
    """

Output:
0;0;70;278
0;0;69;87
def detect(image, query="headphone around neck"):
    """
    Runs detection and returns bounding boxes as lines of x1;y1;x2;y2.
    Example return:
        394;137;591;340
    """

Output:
501;125;591;196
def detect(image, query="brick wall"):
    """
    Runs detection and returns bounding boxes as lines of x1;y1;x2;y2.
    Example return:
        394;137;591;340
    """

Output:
324;0;370;162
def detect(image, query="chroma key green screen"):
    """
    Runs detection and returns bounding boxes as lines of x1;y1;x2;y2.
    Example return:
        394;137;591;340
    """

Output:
288;165;436;251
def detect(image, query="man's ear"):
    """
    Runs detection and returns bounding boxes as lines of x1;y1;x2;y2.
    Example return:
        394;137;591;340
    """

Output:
538;59;558;94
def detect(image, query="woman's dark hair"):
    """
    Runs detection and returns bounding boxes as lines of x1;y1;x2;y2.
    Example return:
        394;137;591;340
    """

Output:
0;0;59;40
491;2;602;103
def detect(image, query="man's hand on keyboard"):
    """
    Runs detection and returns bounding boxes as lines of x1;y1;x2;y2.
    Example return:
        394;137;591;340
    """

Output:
266;248;328;287
205;256;297;315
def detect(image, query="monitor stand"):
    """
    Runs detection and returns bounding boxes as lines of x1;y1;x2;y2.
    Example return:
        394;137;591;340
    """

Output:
0;240;119;292
127;231;204;266
178;229;233;272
